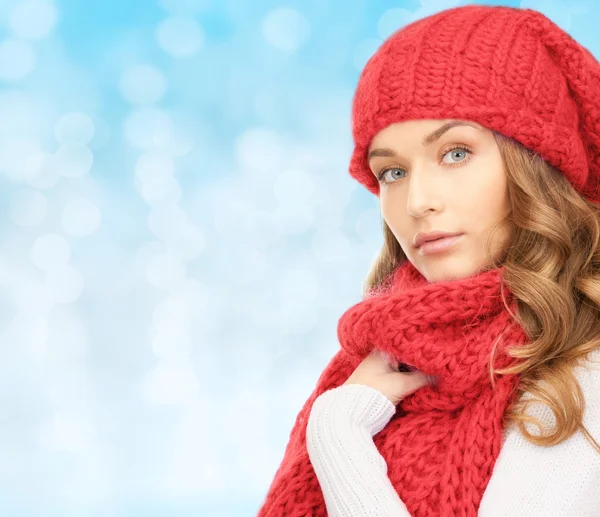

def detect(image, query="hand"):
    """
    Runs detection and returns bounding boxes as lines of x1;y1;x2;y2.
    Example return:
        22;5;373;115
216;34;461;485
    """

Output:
343;349;435;406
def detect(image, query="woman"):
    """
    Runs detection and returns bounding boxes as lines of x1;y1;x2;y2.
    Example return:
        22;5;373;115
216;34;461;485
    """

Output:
257;4;600;516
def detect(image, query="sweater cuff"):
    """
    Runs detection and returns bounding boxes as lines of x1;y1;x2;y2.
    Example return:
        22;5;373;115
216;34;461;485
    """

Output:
310;383;396;436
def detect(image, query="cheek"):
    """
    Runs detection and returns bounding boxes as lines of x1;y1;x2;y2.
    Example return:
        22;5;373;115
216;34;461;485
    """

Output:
464;165;510;220
380;196;414;245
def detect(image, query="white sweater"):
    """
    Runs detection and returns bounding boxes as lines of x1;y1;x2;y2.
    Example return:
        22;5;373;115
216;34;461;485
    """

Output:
305;350;600;516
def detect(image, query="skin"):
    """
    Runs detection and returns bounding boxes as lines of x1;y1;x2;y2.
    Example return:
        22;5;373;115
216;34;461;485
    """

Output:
345;118;514;403
343;349;432;406
368;118;513;283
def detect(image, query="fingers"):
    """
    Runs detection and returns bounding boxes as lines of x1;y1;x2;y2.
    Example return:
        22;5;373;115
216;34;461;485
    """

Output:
404;371;431;392
425;374;438;387
385;354;400;371
375;349;414;373
371;349;438;389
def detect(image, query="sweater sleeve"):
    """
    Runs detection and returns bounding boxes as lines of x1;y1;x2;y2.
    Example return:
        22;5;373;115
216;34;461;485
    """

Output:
305;383;413;517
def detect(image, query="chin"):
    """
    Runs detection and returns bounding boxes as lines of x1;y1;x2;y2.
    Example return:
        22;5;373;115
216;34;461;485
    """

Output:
414;256;485;283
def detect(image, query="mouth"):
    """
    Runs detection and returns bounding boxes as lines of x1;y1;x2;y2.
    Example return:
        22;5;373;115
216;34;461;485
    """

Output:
417;234;464;256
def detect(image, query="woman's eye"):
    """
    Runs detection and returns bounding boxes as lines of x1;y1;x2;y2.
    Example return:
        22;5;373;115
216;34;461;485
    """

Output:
441;147;471;164
378;146;472;184
379;167;406;183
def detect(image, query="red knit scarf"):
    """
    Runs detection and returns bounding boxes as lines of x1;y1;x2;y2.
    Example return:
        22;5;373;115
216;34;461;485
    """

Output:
257;260;530;517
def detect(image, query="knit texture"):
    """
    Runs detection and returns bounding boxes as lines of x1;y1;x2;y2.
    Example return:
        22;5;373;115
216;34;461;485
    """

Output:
349;5;600;202
257;260;530;517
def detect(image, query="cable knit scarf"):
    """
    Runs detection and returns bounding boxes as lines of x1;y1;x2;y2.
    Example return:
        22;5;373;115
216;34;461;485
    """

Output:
257;259;530;517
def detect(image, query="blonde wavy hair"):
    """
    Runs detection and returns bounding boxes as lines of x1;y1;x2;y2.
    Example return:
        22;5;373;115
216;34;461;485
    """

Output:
363;131;600;453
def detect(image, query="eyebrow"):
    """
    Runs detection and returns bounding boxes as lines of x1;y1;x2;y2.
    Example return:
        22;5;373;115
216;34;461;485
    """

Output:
367;121;482;161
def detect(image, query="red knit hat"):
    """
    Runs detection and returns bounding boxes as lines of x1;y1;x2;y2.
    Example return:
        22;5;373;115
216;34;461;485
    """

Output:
349;4;600;202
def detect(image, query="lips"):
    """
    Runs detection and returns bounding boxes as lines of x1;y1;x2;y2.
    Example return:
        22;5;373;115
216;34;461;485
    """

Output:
418;234;464;255
414;232;463;249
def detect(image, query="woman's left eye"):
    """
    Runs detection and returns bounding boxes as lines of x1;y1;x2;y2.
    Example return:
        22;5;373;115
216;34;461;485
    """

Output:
441;146;472;164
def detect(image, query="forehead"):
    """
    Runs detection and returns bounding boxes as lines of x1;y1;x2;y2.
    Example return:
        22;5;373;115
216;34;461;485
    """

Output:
376;118;482;136
368;119;484;151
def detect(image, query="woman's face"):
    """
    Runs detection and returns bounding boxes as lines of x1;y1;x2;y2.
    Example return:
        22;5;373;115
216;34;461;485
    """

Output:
368;119;513;283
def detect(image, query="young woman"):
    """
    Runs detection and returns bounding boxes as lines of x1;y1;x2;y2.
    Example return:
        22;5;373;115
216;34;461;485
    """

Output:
257;5;600;516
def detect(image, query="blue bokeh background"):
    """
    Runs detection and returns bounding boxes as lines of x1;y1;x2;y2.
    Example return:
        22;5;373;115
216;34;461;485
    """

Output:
0;0;598;515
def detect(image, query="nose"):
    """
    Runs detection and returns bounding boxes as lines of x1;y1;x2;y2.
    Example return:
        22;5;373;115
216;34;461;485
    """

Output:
406;165;443;218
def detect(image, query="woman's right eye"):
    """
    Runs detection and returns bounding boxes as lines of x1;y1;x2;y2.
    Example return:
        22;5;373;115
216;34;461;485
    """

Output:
378;167;406;183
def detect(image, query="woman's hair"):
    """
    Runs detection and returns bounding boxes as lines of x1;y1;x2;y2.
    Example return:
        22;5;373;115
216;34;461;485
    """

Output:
363;130;600;452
